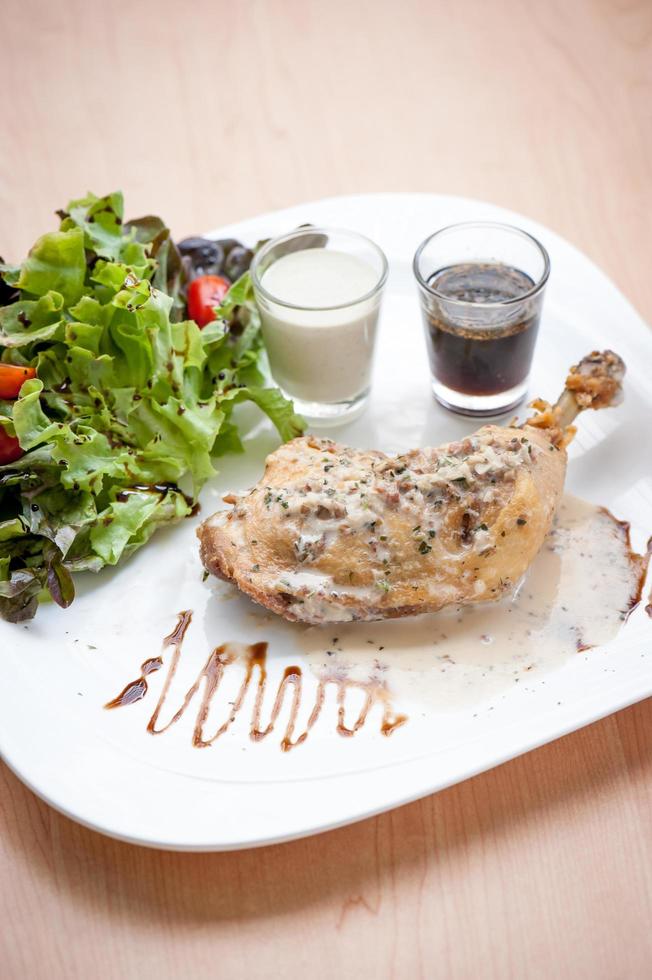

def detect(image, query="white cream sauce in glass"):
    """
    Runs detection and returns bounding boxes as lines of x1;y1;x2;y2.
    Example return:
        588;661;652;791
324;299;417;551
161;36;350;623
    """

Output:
251;228;387;425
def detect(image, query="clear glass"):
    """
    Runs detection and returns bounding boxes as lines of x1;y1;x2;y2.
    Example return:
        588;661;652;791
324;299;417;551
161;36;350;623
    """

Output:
251;227;388;426
413;221;550;416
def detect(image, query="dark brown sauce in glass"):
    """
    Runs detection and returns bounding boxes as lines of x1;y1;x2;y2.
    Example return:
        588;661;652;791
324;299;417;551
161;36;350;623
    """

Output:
425;262;541;396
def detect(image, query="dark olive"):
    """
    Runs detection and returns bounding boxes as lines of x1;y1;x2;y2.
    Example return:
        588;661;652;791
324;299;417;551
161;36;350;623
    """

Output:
177;236;215;257
180;254;194;282
214;238;242;258
224;245;254;282
177;237;224;276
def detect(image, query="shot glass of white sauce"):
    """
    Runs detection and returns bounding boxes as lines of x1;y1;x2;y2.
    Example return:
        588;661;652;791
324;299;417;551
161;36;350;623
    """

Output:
251;227;388;424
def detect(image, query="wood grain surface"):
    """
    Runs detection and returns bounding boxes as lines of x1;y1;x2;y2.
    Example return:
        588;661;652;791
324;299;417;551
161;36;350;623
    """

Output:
1;0;651;977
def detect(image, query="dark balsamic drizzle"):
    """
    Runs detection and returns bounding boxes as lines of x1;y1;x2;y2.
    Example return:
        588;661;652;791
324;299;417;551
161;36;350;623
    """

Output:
106;610;407;750
163;609;194;648
104;656;164;709
105;611;192;710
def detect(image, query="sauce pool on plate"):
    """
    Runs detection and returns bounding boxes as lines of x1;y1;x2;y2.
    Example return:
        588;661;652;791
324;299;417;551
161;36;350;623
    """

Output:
300;495;651;712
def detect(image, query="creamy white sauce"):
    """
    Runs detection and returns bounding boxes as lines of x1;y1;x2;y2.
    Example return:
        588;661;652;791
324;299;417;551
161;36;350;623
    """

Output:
300;495;646;710
258;249;382;403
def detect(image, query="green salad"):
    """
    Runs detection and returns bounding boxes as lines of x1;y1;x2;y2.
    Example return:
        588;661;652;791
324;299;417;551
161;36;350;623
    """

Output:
0;192;303;623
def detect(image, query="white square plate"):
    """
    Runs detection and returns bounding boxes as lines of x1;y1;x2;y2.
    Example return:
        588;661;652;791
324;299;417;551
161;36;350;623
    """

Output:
1;194;650;850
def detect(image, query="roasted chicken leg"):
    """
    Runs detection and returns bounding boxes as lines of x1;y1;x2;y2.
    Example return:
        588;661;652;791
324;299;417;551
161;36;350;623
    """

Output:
198;352;625;624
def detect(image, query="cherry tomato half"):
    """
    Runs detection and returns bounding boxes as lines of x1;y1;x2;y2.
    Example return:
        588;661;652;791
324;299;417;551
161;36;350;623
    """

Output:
0;364;36;399
187;275;230;328
0;427;23;465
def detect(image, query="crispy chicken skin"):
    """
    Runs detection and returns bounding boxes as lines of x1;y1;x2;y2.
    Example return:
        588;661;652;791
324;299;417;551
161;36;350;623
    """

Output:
198;352;625;625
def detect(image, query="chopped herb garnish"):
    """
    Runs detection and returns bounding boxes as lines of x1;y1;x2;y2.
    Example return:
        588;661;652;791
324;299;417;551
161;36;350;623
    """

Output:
418;541;432;555
476;523;488;532
281;501;289;509
252;564;260;572
428;529;436;538
517;517;527;525
377;579;391;593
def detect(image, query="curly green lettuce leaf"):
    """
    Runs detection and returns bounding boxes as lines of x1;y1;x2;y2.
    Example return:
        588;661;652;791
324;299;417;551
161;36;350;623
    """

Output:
223;384;305;443
88;489;191;565
14;227;86;305
0;290;65;347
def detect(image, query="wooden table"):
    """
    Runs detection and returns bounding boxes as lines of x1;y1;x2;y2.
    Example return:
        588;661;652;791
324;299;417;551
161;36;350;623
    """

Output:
1;1;651;976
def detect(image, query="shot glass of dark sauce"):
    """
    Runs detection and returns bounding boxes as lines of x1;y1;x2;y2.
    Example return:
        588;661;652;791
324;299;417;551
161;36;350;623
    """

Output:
413;222;550;416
